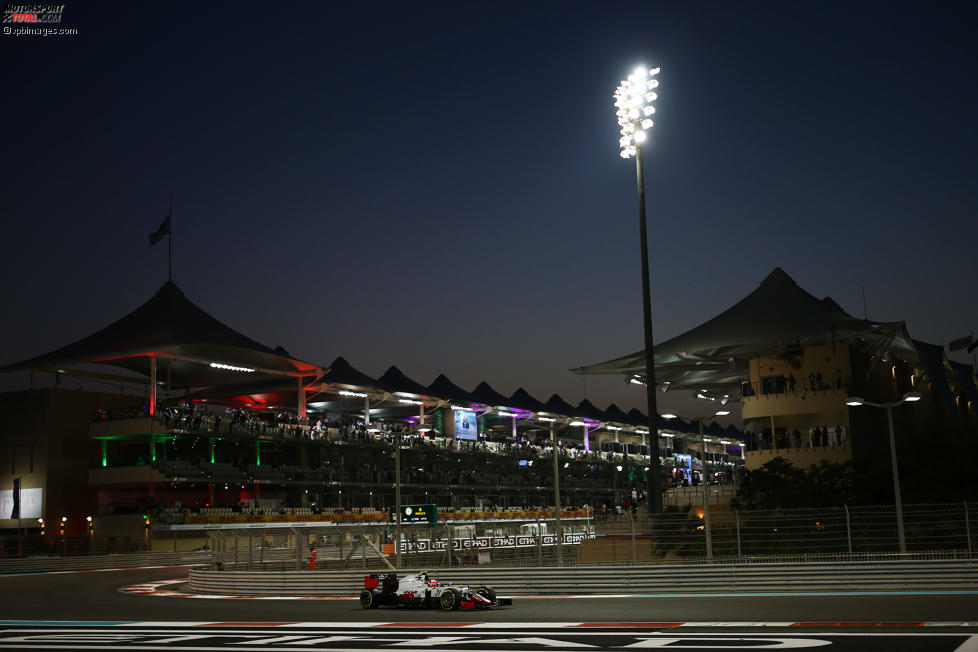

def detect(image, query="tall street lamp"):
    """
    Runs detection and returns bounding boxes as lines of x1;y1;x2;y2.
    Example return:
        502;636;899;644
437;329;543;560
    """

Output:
615;64;663;514
845;391;922;554
664;409;728;559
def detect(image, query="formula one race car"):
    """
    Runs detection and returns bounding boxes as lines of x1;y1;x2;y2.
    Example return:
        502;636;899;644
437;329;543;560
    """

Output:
359;571;512;610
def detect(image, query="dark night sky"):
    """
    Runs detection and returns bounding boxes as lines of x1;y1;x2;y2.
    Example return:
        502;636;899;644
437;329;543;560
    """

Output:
1;1;976;423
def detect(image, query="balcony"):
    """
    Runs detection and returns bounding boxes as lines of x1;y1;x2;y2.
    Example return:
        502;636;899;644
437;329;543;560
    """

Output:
745;441;851;471
742;387;850;419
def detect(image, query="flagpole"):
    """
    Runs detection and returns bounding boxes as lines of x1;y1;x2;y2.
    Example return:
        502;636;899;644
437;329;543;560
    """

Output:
168;193;173;282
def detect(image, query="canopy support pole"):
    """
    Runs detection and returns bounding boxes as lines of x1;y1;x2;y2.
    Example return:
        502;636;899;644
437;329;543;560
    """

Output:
149;355;157;416
298;377;306;418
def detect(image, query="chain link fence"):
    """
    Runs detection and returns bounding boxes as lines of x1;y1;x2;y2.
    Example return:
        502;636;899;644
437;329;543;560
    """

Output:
640;501;976;563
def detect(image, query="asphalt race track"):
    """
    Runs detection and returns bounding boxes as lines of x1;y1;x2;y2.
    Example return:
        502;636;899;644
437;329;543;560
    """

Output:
0;565;975;651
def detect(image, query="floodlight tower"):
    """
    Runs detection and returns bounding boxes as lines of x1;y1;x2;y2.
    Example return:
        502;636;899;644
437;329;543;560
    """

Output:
615;65;663;513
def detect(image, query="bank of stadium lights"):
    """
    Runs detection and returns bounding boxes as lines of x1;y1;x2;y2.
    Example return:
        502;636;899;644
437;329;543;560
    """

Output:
398;398;423;405
497;411;520;418
339;390;368;398
615;66;660;159
209;362;255;373
537;416;556;422
569;420;587;427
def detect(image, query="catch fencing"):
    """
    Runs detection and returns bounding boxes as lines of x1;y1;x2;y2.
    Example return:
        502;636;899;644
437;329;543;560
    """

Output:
188;558;978;596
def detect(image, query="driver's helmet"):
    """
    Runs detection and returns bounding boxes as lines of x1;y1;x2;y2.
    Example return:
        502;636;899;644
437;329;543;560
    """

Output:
418;570;430;583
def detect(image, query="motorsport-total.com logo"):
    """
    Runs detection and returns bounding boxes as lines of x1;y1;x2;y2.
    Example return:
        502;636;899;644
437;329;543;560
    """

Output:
2;3;64;23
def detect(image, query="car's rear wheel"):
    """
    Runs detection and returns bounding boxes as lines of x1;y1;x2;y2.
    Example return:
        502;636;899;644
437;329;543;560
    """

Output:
439;587;461;611
476;585;496;604
360;589;380;609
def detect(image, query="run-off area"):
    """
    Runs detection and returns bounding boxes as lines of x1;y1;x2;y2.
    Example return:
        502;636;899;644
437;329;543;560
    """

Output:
0;627;975;651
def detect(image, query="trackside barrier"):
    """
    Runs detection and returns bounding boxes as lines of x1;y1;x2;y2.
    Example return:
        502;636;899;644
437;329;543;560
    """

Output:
0;551;211;574
189;559;978;596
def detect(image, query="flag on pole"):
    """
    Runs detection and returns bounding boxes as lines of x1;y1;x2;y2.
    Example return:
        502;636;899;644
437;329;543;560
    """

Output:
148;210;171;246
949;332;973;352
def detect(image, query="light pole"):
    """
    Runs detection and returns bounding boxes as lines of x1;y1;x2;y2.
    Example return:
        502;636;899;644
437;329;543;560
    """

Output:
616;65;663;514
845;391;922;554
543;417;563;565
664;409;729;560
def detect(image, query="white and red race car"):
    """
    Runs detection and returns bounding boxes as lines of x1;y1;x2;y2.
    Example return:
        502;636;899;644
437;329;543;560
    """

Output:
359;571;512;610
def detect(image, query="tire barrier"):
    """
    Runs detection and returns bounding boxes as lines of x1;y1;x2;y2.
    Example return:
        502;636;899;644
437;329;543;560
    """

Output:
189;558;978;596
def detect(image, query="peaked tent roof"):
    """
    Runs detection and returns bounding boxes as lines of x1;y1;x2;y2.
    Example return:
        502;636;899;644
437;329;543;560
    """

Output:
376;365;433;398
571;268;916;398
626;407;649;428
469;381;510;406
508;387;545;412
541;393;577;416
574;399;606;421
320;357;378;390
602;403;631;424
0;281;320;387
427;374;475;404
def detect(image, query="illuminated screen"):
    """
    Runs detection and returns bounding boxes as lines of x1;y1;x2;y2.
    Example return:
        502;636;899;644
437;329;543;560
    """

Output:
454;409;478;441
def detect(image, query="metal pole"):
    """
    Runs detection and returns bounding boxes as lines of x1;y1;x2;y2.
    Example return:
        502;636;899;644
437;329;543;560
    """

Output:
630;509;636;563
886;406;907;554
395;430;402;569
965;500;972;558
699;418;713;560
635;144;662;514
845;505;852;558
551;421;563;565
735;509;741;561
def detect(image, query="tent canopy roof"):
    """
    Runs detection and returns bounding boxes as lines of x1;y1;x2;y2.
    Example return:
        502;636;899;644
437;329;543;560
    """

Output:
571;268;916;397
0;281;320;388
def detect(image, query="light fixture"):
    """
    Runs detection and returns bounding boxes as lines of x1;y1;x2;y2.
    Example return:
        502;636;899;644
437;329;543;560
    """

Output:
451;405;474;412
86;516;92;522
715;410;731;416
606;426;622;431
497;411;519;418
417;426;432;433
366;427;380;433
902;392;922;402
537;416;556;422
615;65;661;159
845;397;865;406
570;421;586;427
636;429;649;435
209;362;255;373
660;433;674;438
661;413;677;419
616;465;623;471
61;516;67;522
339;390;367;398
629;377;646;386
398;399;423;405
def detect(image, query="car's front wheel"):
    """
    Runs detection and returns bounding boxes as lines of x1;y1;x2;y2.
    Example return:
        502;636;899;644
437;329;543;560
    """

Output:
476;585;496;604
439;587;461;611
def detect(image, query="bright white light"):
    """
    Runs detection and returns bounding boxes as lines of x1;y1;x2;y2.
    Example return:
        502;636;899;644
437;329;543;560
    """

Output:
660;433;674;437
451;405;474;412
497;411;519;418
564;462;570;468
86;516;93;522
846;397;865;406
366;427;381;433
398;399;423;405
570;421;586;427
662;413;677;419
720;440;731;445
636;429;649;435
606;426;622;431
417;426;432;432
703;437;712;442
339;390;367;398
537;416;556;422
616;465;623;471
615;63;660;158
903;392;923;402
715;410;731;416
629;377;645;385
210;362;255;373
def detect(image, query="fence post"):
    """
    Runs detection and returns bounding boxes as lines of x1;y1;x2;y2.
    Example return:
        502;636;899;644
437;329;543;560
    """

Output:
735;509;741;561
844;505;852;558
630;510;637;564
965;501;972;558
